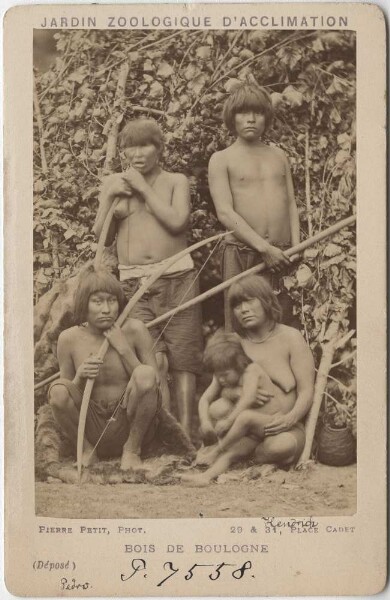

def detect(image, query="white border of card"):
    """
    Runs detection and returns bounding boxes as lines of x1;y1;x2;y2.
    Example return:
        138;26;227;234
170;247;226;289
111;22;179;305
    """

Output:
4;3;387;597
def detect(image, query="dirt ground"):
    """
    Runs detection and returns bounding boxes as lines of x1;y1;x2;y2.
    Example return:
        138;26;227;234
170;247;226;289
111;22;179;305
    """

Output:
35;461;356;518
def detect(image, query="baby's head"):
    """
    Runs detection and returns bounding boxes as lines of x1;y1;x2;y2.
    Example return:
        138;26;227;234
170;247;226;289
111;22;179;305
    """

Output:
222;83;273;134
203;331;251;387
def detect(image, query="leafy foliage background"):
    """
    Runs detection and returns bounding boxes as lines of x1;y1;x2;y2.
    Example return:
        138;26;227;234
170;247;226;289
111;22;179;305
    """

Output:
34;29;356;433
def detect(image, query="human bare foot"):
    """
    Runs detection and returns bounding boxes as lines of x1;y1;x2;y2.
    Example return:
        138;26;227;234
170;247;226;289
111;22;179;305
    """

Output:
194;444;219;467
73;440;98;468
81;448;98;467
120;449;142;471
181;473;212;487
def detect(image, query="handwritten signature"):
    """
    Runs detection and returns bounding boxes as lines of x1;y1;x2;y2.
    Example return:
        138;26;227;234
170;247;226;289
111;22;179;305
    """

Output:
60;577;91;591
262;516;319;531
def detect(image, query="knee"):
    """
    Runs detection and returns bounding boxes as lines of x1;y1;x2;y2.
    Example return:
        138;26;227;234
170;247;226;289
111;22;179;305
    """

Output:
254;434;296;463
235;410;253;427
132;365;157;395
209;398;233;421
49;384;71;411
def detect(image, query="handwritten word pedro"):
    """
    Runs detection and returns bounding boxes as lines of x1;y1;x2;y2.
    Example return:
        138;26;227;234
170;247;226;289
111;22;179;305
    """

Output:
121;558;255;587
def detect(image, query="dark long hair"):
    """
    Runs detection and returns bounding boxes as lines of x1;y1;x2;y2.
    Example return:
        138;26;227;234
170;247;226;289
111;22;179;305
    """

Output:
228;275;282;337
222;83;273;133
73;265;125;325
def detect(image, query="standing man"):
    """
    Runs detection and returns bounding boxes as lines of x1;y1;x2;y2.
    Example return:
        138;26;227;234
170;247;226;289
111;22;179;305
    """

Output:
93;119;202;437
208;83;300;329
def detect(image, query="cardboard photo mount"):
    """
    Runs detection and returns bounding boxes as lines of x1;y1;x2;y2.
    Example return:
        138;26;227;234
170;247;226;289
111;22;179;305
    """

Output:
4;3;387;597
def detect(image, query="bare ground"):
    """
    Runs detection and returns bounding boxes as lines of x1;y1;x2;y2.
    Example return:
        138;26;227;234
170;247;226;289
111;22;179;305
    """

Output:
35;461;356;518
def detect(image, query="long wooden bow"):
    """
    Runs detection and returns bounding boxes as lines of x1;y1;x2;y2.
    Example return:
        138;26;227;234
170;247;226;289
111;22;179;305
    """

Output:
76;230;232;481
35;215;357;393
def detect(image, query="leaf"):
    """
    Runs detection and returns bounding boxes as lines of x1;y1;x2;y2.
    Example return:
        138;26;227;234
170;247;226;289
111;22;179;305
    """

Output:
64;228;77;240
282;86;304;108
303;248;319;260
36;270;49;285
157;61;174;79
276;46;302;70
323;243;343;257
270;92;284;108
149;81;164;98
330;107;341;124
224;78;241;93
184;63;201;81
296;264;313;288
68;68;87;84
337;132;351;149
344;261;356;272
318;136;328;149
188;73;207;94
143;59;154;72
74;129;86;144
320;255;345;269
282;276;295;291
34;180;46;193
312;37;325;53
196;46;212;60
248;30;268;51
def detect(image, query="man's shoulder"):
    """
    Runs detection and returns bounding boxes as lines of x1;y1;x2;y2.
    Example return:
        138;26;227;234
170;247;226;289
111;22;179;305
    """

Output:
58;326;81;344
122;317;147;336
267;144;287;159
209;147;232;166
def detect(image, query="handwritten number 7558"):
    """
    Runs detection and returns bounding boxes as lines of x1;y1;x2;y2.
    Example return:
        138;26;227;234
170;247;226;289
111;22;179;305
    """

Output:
121;559;253;586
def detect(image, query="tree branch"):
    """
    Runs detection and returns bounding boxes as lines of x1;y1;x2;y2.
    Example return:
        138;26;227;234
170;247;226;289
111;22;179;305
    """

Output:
33;72;48;174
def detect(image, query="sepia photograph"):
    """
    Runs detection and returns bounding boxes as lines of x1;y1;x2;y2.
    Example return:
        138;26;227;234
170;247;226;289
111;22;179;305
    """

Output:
4;2;387;596
32;26;357;519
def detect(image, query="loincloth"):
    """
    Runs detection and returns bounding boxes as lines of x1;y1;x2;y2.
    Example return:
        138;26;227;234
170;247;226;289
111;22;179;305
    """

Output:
120;268;203;375
48;378;162;459
118;254;194;283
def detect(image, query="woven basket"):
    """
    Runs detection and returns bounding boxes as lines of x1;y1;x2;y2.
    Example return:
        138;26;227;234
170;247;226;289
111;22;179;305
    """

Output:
317;423;356;466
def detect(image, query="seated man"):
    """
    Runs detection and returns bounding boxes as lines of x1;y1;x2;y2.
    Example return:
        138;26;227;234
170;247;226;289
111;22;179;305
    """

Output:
48;266;160;471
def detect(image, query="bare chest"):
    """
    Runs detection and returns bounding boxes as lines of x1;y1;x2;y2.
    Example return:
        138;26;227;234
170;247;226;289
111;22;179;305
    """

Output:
71;332;127;382
127;180;174;216
228;151;285;187
241;337;295;393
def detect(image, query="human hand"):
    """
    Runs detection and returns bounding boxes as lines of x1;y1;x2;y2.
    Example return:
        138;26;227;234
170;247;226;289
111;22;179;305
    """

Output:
264;412;297;436
254;387;274;406
262;244;291;272
102;173;133;200
122;166;148;195
215;418;233;437
75;355;103;380
103;325;129;355
200;421;218;446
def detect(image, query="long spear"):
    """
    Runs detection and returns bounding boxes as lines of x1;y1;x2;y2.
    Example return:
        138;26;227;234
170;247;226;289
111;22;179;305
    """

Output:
34;214;356;392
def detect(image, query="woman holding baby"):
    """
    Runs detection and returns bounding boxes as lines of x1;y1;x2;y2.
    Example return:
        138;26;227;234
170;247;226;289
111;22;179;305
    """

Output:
182;275;315;487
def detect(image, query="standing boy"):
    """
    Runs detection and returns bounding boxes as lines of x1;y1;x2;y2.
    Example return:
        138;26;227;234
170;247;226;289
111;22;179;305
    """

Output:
208;83;300;329
93;119;202;436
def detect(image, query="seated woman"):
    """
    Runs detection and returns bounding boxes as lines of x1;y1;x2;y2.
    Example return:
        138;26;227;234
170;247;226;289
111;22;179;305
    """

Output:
182;275;314;486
